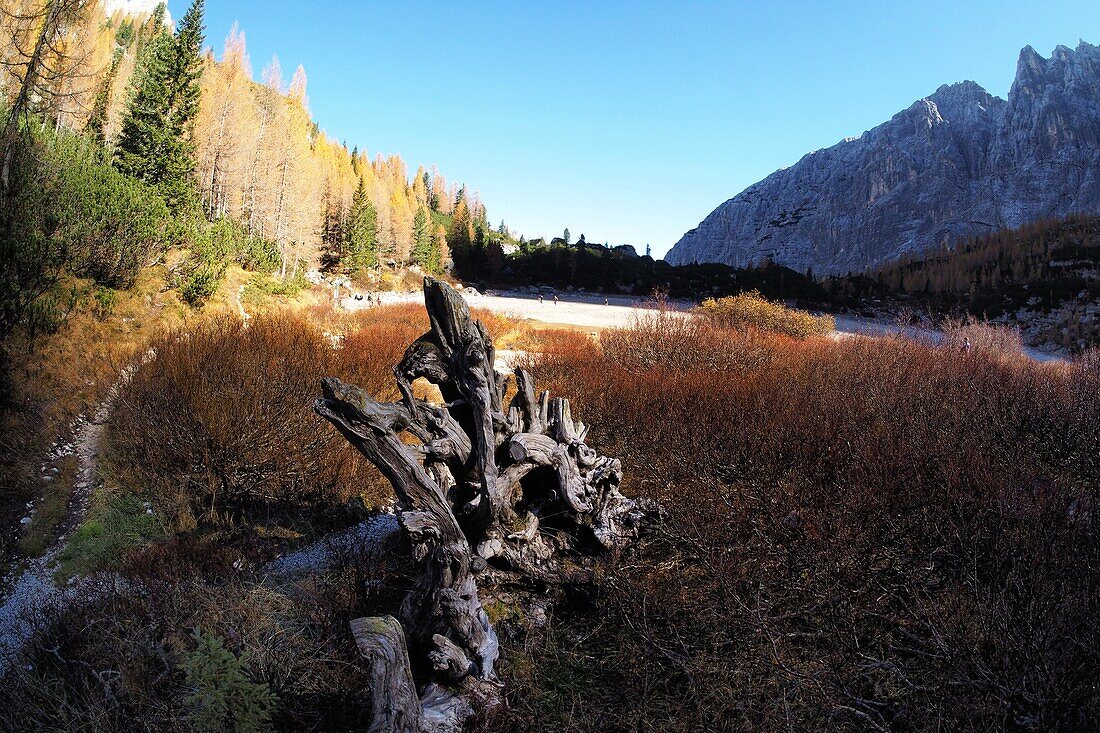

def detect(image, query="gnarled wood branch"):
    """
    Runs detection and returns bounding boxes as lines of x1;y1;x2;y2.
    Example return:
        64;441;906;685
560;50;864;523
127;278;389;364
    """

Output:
316;277;658;731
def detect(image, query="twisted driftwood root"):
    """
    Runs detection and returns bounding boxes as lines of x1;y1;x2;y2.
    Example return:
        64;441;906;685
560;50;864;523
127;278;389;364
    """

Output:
315;277;657;731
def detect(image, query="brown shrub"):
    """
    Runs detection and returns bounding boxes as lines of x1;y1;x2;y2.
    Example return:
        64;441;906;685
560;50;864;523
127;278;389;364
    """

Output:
941;314;1025;357
600;311;781;373
106;311;405;531
0;571;383;732
487;320;1100;732
521;327;591;354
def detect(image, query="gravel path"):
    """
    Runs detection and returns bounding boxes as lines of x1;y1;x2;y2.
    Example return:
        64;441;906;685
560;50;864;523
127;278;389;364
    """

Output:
264;512;400;582
237;284;251;323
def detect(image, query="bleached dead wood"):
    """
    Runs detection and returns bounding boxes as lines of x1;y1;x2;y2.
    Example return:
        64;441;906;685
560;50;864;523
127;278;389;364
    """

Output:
316;277;656;731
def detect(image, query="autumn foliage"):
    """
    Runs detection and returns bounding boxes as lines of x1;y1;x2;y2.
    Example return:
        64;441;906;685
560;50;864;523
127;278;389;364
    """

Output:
697;289;835;338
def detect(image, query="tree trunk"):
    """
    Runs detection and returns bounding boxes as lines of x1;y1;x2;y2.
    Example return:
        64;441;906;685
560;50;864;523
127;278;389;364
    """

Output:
315;277;657;730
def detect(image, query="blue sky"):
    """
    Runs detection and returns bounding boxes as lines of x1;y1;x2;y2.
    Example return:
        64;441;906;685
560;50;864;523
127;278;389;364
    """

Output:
198;1;1099;258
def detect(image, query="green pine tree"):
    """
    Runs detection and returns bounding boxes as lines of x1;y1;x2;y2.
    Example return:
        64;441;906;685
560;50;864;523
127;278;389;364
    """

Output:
114;0;205;211
181;629;276;733
411;205;436;272
343;177;378;272
423;170;436;210
448;198;472;253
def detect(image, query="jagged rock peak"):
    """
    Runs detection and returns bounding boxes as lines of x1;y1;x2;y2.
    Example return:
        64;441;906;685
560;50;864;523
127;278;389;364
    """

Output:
666;41;1100;275
1011;41;1100;98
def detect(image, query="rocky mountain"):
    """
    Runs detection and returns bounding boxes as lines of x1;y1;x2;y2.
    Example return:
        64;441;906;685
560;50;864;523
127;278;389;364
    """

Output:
666;41;1100;275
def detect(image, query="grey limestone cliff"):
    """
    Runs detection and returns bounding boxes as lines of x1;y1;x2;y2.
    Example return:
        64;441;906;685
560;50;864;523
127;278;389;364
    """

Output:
666;42;1100;275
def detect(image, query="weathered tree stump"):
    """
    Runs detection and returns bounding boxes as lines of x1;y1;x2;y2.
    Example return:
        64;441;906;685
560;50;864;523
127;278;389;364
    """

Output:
315;277;656;731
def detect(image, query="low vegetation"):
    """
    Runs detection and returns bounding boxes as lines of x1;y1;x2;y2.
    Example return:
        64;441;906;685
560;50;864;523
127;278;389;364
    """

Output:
697;289;836;338
0;306;428;730
484;316;1100;732
940;315;1026;357
3;304;1096;731
105;310;420;535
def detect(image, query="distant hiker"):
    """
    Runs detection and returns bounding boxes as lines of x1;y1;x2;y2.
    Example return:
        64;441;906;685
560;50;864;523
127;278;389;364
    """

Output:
604;296;609;306
963;336;972;355
553;295;559;305
539;294;544;304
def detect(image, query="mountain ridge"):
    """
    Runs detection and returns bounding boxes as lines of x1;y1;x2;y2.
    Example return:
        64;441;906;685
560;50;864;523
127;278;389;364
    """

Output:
666;41;1100;275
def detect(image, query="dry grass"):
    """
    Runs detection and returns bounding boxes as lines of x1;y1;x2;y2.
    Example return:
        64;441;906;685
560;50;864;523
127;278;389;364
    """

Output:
1;263;219;566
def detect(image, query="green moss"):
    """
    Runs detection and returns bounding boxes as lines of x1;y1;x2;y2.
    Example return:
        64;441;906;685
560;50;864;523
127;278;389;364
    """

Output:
483;597;527;625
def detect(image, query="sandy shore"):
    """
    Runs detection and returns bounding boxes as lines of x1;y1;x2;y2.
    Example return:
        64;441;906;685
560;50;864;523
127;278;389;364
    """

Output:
342;290;1066;363
343;289;687;331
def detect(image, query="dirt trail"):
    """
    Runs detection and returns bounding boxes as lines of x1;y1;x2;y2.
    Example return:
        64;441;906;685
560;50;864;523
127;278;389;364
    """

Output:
237;284;251;323
0;359;143;673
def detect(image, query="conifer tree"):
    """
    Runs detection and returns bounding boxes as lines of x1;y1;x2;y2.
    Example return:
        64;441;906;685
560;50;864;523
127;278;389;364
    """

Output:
423;169;435;210
114;0;206;210
411;205;434;271
343;176;377;272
